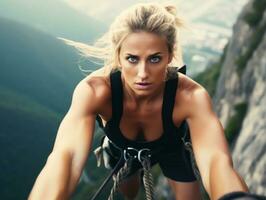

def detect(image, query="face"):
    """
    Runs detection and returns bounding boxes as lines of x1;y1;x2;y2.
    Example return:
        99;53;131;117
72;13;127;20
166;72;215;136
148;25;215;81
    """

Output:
118;31;173;97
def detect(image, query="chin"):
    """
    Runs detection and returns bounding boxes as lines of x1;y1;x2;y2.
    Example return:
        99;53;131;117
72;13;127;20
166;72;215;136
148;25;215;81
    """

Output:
133;88;153;97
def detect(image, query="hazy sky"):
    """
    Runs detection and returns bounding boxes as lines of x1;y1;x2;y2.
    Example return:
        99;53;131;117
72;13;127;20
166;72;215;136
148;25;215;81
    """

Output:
62;0;224;23
61;0;248;40
62;0;249;31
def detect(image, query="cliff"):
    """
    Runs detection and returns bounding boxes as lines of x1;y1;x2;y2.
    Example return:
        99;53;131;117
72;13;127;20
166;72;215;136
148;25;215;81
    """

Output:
213;0;266;195
155;1;266;199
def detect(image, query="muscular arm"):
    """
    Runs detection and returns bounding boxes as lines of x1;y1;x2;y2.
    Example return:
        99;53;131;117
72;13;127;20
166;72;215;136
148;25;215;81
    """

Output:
28;79;104;200
186;87;248;200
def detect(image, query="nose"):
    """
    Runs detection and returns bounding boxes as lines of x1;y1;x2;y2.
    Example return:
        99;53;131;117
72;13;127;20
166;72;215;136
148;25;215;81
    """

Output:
137;62;148;80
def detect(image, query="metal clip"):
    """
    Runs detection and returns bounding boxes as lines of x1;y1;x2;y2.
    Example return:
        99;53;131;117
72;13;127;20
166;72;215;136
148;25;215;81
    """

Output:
123;147;152;162
123;147;138;161
138;148;151;162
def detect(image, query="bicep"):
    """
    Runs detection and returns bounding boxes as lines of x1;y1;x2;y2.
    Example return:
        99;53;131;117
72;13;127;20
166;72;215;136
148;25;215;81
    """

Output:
186;88;231;181
52;113;95;168
51;81;98;171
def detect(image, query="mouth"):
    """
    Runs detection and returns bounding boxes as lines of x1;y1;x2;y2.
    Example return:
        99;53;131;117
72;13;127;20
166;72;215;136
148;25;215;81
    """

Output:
135;82;151;86
134;82;152;90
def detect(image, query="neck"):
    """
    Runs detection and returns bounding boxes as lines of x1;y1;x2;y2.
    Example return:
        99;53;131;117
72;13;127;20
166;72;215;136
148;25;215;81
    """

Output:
122;79;165;106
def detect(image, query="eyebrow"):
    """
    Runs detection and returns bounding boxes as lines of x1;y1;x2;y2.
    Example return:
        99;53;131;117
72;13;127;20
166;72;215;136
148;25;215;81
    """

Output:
125;52;162;57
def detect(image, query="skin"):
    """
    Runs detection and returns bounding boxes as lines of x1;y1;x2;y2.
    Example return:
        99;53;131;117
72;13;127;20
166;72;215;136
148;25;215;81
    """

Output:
28;31;248;200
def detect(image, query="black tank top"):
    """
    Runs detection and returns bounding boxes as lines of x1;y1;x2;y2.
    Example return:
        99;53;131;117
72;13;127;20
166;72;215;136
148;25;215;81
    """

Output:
98;66;190;153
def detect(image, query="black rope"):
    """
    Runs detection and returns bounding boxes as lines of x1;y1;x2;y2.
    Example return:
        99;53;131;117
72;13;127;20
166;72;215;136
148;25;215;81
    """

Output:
89;154;124;200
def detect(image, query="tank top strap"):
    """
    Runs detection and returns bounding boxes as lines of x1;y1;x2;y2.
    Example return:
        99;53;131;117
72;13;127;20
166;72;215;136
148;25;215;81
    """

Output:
109;66;183;134
109;70;123;124
162;72;179;134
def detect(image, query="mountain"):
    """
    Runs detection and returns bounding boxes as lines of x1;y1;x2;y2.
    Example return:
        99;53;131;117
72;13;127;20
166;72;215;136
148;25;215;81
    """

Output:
0;17;100;200
0;17;85;114
156;0;266;199
213;0;266;195
0;0;107;43
0;85;61;200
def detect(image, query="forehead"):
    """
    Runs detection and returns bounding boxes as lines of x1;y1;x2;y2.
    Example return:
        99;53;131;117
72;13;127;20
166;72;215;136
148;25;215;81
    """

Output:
120;31;169;55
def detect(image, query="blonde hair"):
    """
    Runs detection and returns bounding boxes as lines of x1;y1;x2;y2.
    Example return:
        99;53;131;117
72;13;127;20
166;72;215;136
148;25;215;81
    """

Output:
60;2;185;75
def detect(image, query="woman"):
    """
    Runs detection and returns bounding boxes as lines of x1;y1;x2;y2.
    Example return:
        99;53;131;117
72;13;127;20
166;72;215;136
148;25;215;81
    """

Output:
28;3;255;200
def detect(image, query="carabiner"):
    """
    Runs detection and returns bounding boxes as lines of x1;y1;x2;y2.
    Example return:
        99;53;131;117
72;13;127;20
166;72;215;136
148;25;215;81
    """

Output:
123;147;138;161
138;148;151;162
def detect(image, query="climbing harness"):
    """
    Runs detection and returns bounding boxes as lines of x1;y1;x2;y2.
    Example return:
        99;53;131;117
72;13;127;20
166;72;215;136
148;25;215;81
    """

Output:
91;138;155;200
91;121;201;200
108;147;154;200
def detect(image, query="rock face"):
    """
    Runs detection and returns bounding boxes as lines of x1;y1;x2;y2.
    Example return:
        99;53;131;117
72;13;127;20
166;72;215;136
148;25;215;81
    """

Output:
213;0;266;195
155;1;265;199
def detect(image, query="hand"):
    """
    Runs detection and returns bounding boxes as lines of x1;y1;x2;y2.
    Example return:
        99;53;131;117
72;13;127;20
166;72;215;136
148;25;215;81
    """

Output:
218;192;266;200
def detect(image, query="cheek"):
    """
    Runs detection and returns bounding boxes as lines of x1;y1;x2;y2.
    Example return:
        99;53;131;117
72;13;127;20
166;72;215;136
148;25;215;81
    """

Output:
121;66;136;81
153;66;167;81
155;64;167;73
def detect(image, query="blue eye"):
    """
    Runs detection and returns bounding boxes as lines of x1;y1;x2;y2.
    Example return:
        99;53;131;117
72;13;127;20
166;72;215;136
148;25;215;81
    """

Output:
150;56;161;63
126;56;138;63
125;55;161;64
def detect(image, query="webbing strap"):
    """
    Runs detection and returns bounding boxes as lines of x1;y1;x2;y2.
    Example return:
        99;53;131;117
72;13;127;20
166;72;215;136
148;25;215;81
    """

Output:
110;69;123;123
162;74;179;134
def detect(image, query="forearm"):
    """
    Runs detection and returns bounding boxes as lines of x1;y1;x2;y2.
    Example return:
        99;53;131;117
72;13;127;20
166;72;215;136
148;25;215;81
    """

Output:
28;151;76;200
208;154;248;200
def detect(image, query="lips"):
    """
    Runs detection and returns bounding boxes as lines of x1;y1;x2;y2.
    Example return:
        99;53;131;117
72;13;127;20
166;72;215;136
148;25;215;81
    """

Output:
135;82;152;90
136;82;151;85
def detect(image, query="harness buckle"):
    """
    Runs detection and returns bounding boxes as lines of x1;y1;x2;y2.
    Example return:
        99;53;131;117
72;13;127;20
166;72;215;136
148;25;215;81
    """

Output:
138;148;151;162
123;147;138;161
123;147;152;162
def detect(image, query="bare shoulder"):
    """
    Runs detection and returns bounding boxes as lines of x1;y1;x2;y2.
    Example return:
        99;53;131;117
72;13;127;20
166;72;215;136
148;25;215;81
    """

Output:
70;67;111;115
83;67;110;95
178;72;210;100
175;72;214;119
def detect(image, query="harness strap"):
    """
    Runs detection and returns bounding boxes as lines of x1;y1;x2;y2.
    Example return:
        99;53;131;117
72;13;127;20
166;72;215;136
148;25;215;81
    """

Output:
162;73;178;134
110;69;123;122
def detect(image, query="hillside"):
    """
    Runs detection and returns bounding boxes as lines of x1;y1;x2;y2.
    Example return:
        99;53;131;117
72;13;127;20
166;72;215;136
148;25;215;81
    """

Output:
0;17;87;114
0;0;107;43
0;17;99;200
0;86;61;200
